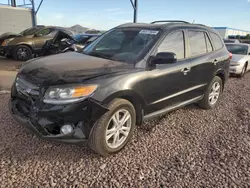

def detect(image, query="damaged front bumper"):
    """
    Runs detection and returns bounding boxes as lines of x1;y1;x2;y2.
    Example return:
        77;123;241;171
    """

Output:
9;84;108;144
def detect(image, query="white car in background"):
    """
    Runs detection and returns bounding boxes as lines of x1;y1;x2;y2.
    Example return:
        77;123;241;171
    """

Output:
225;43;250;77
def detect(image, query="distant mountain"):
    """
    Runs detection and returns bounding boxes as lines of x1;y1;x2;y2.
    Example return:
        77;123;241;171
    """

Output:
68;24;89;34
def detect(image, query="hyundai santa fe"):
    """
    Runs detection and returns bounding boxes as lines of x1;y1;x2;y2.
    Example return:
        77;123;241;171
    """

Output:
9;21;230;156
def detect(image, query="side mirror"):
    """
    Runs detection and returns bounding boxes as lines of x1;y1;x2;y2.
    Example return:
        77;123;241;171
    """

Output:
152;52;177;65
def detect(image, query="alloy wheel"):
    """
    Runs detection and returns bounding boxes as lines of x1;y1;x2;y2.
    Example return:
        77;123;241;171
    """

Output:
105;109;132;149
17;47;29;60
209;81;221;105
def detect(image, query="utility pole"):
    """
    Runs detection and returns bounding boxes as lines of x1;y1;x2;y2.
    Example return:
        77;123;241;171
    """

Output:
31;0;37;26
11;0;16;7
130;0;138;23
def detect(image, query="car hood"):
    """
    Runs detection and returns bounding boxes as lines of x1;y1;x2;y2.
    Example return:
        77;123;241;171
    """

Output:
0;32;23;44
19;52;135;85
231;54;246;63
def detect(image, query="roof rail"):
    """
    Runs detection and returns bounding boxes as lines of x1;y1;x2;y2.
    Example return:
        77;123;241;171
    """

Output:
151;20;190;24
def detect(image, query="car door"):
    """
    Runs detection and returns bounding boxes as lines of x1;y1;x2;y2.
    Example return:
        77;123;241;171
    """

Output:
185;30;215;97
33;28;55;50
142;30;196;115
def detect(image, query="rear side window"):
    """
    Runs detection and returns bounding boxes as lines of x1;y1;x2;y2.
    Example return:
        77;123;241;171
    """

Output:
205;33;213;52
188;31;207;57
210;32;223;50
158;31;185;59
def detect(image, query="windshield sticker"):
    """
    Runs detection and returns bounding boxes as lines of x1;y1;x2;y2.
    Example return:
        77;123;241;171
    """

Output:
139;30;159;35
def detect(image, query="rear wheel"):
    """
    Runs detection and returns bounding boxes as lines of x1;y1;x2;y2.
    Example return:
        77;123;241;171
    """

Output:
13;45;32;61
198;76;223;109
88;98;136;156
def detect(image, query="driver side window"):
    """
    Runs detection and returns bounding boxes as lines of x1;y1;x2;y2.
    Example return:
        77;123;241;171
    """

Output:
36;28;53;37
158;31;185;60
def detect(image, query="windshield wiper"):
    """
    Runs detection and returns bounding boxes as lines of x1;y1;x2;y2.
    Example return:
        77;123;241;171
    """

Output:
88;51;113;60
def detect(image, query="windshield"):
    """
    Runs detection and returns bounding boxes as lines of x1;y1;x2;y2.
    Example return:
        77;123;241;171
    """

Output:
83;28;161;63
226;44;248;55
20;27;43;36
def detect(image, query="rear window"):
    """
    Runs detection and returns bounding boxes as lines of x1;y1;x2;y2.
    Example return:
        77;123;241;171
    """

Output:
226;44;248;55
210;32;223;50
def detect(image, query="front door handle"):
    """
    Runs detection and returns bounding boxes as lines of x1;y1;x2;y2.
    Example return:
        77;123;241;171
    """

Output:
181;67;191;75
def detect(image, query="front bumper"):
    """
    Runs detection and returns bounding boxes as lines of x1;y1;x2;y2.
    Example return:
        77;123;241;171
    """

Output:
9;83;108;144
0;46;12;56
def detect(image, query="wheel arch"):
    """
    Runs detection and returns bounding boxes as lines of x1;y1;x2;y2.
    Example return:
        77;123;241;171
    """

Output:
15;43;33;51
102;90;146;125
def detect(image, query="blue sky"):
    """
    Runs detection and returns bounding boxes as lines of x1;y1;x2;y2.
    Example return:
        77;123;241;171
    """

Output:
1;0;250;30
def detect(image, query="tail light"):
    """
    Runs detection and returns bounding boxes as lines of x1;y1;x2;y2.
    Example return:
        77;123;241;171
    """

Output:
229;53;232;59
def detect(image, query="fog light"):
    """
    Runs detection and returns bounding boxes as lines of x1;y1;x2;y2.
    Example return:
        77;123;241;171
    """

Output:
60;125;73;134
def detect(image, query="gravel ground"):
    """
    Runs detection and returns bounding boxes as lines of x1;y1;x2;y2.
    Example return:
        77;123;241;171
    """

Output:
1;74;250;187
0;57;22;71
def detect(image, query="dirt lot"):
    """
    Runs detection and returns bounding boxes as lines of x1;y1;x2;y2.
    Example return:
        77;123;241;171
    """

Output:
1;74;250;187
0;57;23;71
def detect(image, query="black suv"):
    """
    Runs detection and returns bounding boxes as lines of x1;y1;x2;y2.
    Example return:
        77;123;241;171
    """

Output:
10;21;230;156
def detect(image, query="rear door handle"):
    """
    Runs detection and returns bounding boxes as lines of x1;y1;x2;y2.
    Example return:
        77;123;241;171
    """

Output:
181;67;191;75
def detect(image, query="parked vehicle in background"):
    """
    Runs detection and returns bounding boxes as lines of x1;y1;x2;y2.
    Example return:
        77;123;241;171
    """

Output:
0;26;74;61
226;43;250;77
41;30;77;56
0;25;45;58
223;39;240;43
85;29;102;34
10;20;230;156
73;34;101;50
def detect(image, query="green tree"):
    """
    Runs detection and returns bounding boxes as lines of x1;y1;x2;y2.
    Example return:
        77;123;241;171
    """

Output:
245;34;250;39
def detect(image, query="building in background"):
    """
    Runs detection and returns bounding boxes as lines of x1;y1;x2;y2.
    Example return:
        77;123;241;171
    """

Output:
0;6;33;35
213;27;250;39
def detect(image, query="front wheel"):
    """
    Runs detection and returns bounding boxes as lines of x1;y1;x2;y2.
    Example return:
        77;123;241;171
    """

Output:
13;45;32;61
198;76;223;109
88;99;136;156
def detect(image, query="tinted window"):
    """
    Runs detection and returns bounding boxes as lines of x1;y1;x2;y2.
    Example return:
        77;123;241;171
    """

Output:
226;44;248;55
188;31;207;56
210;32;223;50
36;28;53;37
205;33;213;52
20;26;44;36
158;31;185;59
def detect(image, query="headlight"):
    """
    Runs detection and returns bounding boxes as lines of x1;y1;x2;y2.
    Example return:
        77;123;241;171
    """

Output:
44;84;98;104
1;38;14;46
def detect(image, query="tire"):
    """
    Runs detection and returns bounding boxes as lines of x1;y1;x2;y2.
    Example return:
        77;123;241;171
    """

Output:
198;76;223;109
238;64;247;78
13;45;32;61
88;98;136;156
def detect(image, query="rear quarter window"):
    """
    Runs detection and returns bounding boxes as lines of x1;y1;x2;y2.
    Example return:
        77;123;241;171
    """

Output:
210;32;223;50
